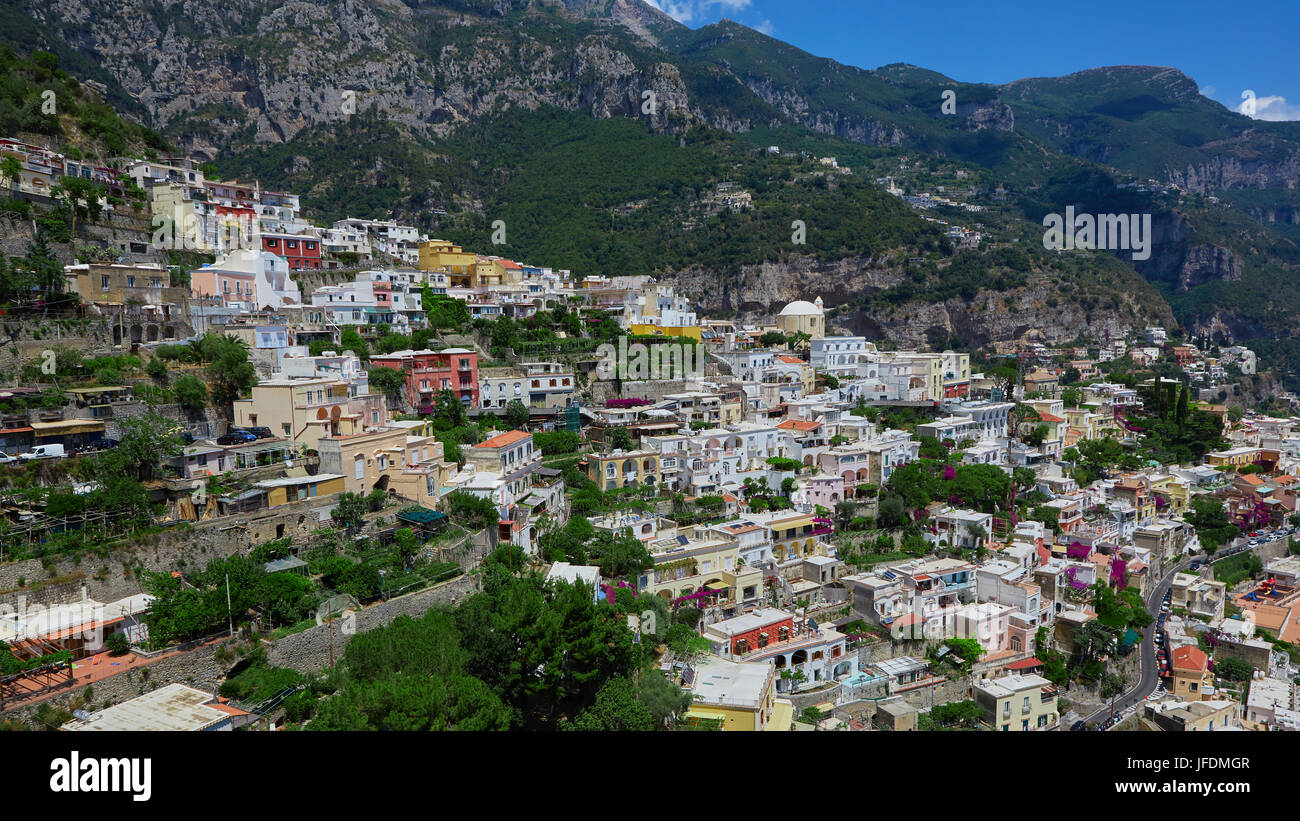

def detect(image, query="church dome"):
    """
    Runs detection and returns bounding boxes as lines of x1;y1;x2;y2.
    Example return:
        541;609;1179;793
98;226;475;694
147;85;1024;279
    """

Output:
779;299;822;317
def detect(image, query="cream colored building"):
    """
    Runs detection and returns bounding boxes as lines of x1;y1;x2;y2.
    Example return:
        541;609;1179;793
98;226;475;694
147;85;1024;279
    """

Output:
233;377;387;452
775;297;825;340
973;673;1060;731
317;426;449;506
683;657;791;731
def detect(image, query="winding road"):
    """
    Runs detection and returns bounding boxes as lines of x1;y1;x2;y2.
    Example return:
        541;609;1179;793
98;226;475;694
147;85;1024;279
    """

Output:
1081;531;1269;729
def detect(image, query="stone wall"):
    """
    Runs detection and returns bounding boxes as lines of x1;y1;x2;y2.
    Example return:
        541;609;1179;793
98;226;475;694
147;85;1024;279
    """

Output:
0;498;338;603
3;638;237;725
265;574;478;673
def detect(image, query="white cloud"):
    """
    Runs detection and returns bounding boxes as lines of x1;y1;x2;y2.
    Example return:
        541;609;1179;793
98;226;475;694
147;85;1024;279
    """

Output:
1235;91;1300;122
1198;85;1215;98
643;0;754;25
755;18;775;35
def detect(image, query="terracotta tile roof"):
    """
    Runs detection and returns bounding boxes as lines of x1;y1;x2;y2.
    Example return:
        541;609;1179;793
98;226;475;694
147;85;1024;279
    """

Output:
1005;657;1044;671
476;430;531;448
1172;645;1209;672
776;355;805;364
1038;411;1066;423
778;420;821;432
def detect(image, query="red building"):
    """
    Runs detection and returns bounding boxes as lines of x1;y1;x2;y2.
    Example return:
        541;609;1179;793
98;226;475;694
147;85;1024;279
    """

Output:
261;232;322;270
370;347;479;411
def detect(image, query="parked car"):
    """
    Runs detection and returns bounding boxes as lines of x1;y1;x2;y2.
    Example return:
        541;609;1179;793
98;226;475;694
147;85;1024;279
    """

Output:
236;426;274;440
217;431;258;445
1070;721;1087;732
77;438;119;454
20;444;66;459
0;452;17;464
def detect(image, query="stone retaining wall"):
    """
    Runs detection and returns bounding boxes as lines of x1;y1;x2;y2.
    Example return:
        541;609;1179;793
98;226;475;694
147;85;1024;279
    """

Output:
266;574;478;673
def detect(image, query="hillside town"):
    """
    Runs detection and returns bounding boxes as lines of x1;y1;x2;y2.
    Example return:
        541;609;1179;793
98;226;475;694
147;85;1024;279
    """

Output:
1;139;1298;736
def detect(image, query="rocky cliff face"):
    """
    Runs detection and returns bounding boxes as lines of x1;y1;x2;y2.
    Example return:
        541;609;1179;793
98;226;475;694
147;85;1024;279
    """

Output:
1167;149;1300;193
28;0;712;157
665;255;1173;349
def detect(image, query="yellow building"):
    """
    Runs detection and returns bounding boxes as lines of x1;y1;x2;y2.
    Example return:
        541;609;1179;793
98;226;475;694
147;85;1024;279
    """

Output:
255;473;346;508
767;511;828;562
1149;474;1191;517
233;377;387;452
641;529;765;607
973;673;1060;731
417;240;478;286
683;657;791;731
628;324;704;342
586;449;661;491
1206;446;1260;468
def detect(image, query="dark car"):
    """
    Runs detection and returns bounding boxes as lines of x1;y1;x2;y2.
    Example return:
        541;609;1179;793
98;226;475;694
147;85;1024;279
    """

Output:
1070;720;1087;732
235;426;274;440
77;438;119;454
217;431;258;445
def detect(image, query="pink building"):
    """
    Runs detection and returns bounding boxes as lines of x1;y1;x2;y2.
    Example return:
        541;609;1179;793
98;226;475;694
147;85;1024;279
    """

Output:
191;266;256;307
804;475;845;508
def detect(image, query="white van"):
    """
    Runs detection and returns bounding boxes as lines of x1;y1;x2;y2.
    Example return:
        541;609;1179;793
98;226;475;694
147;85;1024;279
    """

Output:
20;444;66;460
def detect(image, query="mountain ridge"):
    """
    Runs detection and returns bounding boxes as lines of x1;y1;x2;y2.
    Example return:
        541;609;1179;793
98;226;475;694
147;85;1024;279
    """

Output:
4;0;1299;378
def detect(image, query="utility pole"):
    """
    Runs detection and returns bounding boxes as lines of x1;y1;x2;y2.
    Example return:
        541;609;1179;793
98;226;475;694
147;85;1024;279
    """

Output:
225;573;233;638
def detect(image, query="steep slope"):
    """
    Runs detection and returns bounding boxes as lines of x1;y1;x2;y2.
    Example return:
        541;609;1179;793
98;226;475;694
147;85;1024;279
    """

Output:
4;0;1298;375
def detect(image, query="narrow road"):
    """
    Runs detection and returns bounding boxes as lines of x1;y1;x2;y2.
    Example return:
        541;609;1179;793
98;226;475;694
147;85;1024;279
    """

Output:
1082;531;1270;729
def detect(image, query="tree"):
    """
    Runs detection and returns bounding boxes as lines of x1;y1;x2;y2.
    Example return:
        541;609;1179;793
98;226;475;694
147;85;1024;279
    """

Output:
566;677;654;731
431;390;467;428
339;326;370;359
638;670;692;728
0;156;20;191
504;399;530;430
759;331;788;347
607;427;632;451
833;501;858;532
445;491;499;532
1215;657;1253;682
331;492;371;530
172;373;208;412
877;494;908;529
145;358;169;384
1100;671;1128;724
368;366;407;407
1023;424;1048;447
111;412;184;482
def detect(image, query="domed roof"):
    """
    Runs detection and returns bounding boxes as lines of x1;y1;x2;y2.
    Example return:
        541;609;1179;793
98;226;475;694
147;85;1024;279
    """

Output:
779;300;822;316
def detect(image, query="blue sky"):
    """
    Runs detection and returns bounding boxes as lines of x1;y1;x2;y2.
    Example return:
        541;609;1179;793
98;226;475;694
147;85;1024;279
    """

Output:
644;0;1300;120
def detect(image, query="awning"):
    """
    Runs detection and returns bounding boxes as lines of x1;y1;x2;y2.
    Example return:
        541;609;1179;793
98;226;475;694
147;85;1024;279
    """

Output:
705;581;728;591
31;420;105;436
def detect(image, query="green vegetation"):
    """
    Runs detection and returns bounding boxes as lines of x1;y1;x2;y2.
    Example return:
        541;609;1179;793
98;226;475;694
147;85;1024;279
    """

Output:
1213;551;1263;588
300;545;691;730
